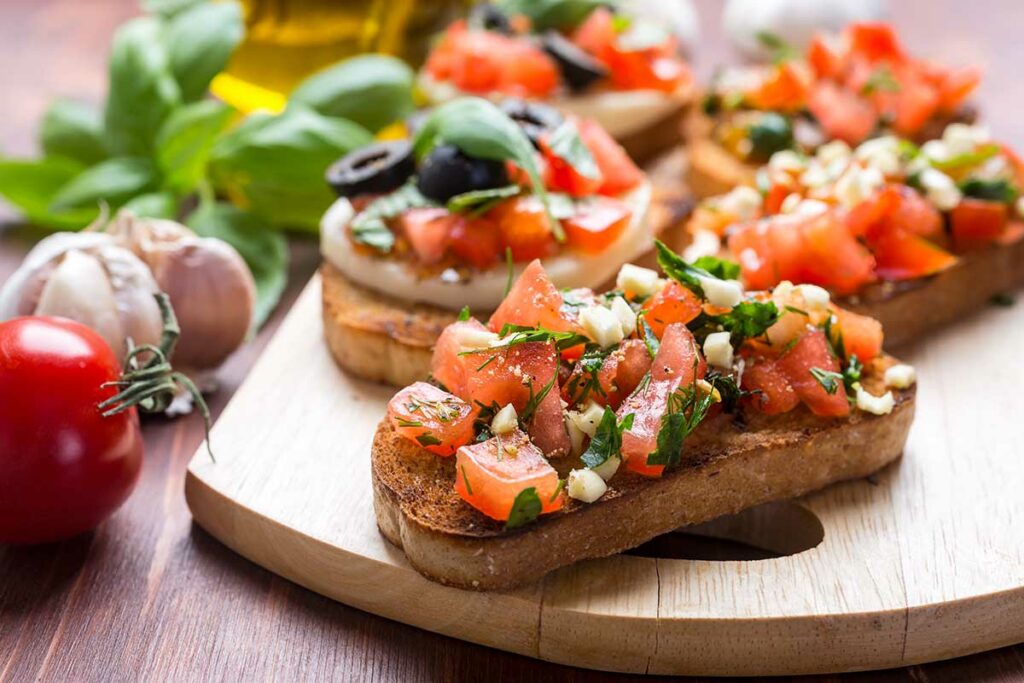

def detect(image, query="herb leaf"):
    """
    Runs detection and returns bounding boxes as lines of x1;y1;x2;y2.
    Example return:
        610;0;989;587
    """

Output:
349;181;435;252
166;0;244;102
639;316;660;359
655;240;717;296
544;120;599;180
959;177;1018;203
457;306;472;321
933;144;1001;172
647;385;714;467
691;255;741;281
505;487;543;529
520;375;557;424
810;367;844;395
39;99;107;167
581;407;633;469
0;157;97;230
50;157;158;211
497;0;603;30
446;184;520;214
156;99;234;194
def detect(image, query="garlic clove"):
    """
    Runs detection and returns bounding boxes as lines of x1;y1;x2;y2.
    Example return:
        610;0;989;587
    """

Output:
96;244;163;354
36;250;126;356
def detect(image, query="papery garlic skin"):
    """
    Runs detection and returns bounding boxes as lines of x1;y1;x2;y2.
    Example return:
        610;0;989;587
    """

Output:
0;233;162;358
103;211;256;372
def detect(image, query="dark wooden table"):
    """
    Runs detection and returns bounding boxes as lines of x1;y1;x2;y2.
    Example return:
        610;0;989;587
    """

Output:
1;1;1022;680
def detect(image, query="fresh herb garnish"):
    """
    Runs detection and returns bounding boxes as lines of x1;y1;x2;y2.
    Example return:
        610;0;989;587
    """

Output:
564;344;613;405
861;66;901;95
464;324;588;354
810;367;844;395
520;375;557;424
505;486;543;529
395;418;423;428
549;478;566;503
639;316;660;359
446;184;520;215
544;120;599;180
959;177;1018;203
747;112;795;162
704;368;745;413
822;313;846;360
350;181;434;252
756;31;800;63
497;0;604;31
581;407;634;469
460;464;474;495
503;246;514;297
932;143;1001;171
416;433;443;447
692;255;741;281
785;305;809;317
647;383;715;467
843;355;863;393
457;305;472;321
712;300;780;344
655;239;718;296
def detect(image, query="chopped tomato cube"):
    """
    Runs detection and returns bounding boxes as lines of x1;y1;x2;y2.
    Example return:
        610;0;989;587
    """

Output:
576;118;644;196
866;186;944;242
884;69;940;138
829;305;883;363
432;319;491;397
455;429;564;522
937;65;982;112
798;212;877;295
489;196;557;261
500;42;561;97
488;259;580;333
808;34;845;80
868;229;957;281
807;81;877;145
388;382;475;456
618;324;705;477
571;7;616;57
846;22;905;63
742;359;800;414
775;329;850;417
449;215;503;270
950;198;1008;252
562;197;632;253
541;132;604;198
763;183;791;215
563;338;651;409
398;208;455;265
641;280;703;339
746;62;810;112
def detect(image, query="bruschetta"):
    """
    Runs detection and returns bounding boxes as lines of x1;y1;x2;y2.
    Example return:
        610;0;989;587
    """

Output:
321;97;690;386
418;2;694;162
372;246;916;589
686;123;1024;347
687;22;981;197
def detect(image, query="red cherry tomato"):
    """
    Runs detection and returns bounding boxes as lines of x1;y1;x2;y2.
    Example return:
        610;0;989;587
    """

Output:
0;317;143;543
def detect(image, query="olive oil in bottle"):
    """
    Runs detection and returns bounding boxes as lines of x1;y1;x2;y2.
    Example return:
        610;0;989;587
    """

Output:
212;0;470;112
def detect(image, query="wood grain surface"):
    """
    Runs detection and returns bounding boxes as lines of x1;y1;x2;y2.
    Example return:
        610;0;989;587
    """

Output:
2;0;1024;681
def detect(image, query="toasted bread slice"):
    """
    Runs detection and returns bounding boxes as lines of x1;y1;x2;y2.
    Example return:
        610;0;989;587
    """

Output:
372;356;915;590
322;166;695;387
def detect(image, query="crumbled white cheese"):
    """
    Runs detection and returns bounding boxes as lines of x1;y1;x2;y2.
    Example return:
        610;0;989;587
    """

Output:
799;164;830;189
794;198;830;217
616;263;660;297
772;280;796;301
569;400;605;438
884;363;917;389
780;192;802;214
591;455;620;482
796;284;830;310
855;384;895;415
698;276;744;308
855;136;901;176
718;185;763;220
453;326;499;352
579;305;625;348
919;168;962;211
943;122;990;156
834;164;885;209
769;150;807;173
610;296;637;337
921;139;951;163
567;468;608;503
490;404;519;435
816;139;852;166
703;331;734;369
565;413;587;456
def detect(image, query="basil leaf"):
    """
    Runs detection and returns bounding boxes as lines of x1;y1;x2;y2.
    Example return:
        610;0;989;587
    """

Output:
691;255;741;280
187;202;289;329
413;97;562;240
209;106;373;230
122;191;178;219
166;1;244;102
959;177;1018;203
39;99;107;166
50;157;158;211
748;113;794;163
712;300;780;344
655;239;715;295
446;184;520;213
350;182;436;252
545;120;599;180
104;17;181;157
497;0;602;30
0;157;97;230
647;387;714;467
290;54;415;133
156;99;234;193
504;487;542;529
581;407;633;469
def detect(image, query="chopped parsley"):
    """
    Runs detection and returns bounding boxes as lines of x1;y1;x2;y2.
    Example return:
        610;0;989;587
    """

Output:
960;177;1018;203
520;375;557;424
861;66;901;95
809;367;844;395
691;255;741;281
646;383;715;467
350;181;434;252
460;464;474;496
564;344;613;405
416;433;443;447
581;408;634;469
505;487;542;530
457;305;472;321
639;316;660;359
446;184;520;215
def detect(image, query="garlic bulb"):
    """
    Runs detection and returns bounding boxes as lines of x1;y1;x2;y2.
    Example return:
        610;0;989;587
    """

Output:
0;232;163;358
102;211;256;372
723;0;885;61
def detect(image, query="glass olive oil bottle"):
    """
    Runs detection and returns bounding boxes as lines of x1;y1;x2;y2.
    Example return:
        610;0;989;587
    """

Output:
212;0;471;112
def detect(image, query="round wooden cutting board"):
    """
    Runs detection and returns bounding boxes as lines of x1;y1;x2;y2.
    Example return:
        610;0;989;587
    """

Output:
185;276;1024;676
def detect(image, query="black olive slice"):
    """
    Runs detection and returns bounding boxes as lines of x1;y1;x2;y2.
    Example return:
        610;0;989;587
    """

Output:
540;30;608;92
416;144;510;203
499;98;565;148
469;2;513;35
326;140;415;198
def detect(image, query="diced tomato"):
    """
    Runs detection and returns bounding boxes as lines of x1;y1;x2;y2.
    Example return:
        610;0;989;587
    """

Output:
388;382;475;456
448;215;503;270
868;229;957;281
950;198;1008;251
500;42;561;97
742;360;800;415
775;329;850;417
562;197;632;253
541;133;604;197
454;429;564;522
431;319;490;397
829;305;883;362
489;196;557;261
746;62;810;112
884;69;940;138
763;183;791;215
799;212;878;295
576;118;644;195
808;34;845;80
398;208;454;265
846;22;905;63
869;185;944;241
463;341;570;457
807;81;877;145
618;324;704;477
489;259;579;333
571;6;616;57
937;65;982;112
564;339;651;409
641;280;703;339
602;46;690;93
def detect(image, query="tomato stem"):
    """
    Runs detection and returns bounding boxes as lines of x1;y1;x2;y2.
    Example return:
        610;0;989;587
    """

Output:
98;293;215;462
